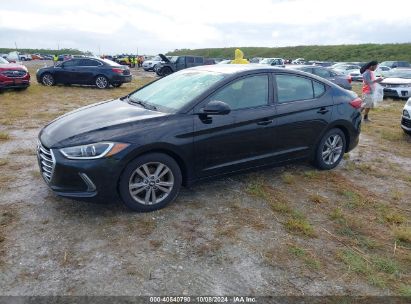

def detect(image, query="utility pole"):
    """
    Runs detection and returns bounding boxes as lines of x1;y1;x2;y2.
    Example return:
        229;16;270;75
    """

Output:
14;42;18;51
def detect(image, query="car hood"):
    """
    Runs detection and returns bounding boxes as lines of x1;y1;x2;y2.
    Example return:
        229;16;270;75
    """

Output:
381;78;411;84
0;63;27;70
159;54;170;63
39;98;169;148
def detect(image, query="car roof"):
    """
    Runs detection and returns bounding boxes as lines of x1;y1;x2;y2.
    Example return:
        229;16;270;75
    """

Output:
189;64;286;74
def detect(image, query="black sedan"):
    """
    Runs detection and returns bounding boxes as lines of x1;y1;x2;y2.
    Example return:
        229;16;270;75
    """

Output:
288;65;352;90
37;65;362;212
36;57;131;89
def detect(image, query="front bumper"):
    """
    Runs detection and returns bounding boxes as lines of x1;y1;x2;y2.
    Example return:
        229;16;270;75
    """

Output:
401;116;411;131
36;142;123;202
0;79;30;89
382;87;411;99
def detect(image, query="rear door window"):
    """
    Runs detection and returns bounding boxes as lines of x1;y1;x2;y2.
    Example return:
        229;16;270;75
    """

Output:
194;57;203;64
275;74;314;103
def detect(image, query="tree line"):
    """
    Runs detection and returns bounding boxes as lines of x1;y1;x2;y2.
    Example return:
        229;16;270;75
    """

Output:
167;43;411;62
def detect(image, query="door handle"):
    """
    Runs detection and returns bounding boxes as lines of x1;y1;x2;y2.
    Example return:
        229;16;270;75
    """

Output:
257;119;273;125
317;108;329;114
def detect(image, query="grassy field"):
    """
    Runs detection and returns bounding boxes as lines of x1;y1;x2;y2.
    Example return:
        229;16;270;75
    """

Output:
0;62;410;295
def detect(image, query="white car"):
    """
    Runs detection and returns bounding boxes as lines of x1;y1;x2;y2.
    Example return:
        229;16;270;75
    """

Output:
380;68;411;99
259;58;285;66
142;55;168;71
292;58;305;64
401;98;411;135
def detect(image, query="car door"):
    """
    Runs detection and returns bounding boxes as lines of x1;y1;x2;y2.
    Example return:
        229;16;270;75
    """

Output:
55;59;81;84
175;57;186;71
79;59;102;84
272;73;332;161
193;73;276;178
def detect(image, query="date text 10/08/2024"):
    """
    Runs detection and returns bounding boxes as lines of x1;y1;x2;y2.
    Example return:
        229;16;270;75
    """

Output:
149;297;257;303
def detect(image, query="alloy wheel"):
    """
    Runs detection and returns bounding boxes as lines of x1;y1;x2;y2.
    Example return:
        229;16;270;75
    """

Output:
128;162;174;205
96;76;108;89
42;74;54;86
322;134;344;165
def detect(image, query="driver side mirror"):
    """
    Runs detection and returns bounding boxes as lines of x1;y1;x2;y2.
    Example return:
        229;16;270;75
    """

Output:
200;100;231;115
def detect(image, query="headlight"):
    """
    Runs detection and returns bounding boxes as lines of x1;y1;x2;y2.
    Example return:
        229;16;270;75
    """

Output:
404;110;410;118
60;142;129;160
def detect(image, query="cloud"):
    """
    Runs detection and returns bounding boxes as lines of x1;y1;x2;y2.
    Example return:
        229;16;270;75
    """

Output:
0;0;410;54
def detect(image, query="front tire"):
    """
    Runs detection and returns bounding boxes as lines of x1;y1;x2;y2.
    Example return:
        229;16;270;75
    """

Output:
119;153;182;212
314;128;346;170
403;129;411;136
41;73;55;86
95;75;109;89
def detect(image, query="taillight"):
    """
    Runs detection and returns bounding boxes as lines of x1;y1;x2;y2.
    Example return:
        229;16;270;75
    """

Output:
349;97;362;109
347;75;352;84
112;68;123;74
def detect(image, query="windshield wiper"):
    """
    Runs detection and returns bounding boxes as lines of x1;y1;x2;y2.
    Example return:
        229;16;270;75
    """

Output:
127;97;157;111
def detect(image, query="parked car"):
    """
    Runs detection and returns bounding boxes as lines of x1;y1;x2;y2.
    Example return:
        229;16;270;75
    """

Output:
333;64;361;75
31;54;44;60
37;65;362;212
58;54;72;61
36;57;131;89
380;61;410;69
349;66;391;82
288;65;352;90
0;57;30;90
217;59;232;64
259;58;285;67
401;97;411;135
155;54;212;76
380;68;411;99
292;58;306;64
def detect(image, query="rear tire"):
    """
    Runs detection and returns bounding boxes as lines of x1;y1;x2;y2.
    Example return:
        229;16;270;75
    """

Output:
119;153;182;212
95;75;109;89
314;128;346;170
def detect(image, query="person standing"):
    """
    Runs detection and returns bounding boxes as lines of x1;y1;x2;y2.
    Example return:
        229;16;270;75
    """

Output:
360;60;383;122
53;54;58;66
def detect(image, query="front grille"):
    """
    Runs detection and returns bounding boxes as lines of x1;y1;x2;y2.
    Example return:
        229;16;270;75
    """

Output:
37;143;55;183
1;70;27;78
383;89;399;97
402;117;411;128
381;83;400;88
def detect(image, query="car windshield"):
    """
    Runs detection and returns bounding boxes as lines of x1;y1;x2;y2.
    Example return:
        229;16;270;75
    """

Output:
386;69;411;79
101;58;121;66
170;56;179;63
0;57;8;64
128;70;225;112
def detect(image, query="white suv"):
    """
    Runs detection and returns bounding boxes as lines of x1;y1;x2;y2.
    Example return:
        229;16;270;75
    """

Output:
401;98;411;135
142;55;169;71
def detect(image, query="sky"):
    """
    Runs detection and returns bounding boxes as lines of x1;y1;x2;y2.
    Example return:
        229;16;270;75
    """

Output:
0;0;410;55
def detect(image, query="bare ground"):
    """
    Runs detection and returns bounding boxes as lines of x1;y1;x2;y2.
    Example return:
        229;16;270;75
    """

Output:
0;61;410;296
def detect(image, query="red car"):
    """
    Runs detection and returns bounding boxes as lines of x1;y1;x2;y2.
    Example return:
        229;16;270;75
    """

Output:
0;57;30;90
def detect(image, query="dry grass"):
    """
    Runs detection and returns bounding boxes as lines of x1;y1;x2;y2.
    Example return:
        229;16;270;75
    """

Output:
0;132;10;140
